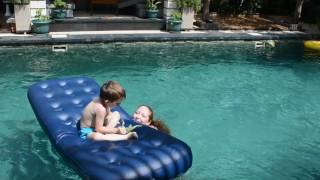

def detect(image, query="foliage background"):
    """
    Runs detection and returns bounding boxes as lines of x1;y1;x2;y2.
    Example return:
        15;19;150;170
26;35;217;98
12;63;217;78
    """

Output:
209;0;320;23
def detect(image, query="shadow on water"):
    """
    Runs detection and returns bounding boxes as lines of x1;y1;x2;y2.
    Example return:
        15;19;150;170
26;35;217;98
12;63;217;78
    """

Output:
0;119;80;180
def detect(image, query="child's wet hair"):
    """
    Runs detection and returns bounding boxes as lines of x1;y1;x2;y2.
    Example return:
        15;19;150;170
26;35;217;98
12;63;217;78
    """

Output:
141;105;171;135
100;80;126;102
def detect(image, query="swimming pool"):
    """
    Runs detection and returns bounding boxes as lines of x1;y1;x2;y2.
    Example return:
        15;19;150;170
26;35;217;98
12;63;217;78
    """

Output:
0;41;320;179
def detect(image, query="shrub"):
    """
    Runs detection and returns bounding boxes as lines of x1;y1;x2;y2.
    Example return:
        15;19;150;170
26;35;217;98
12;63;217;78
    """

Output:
170;11;182;21
175;0;201;12
146;0;161;10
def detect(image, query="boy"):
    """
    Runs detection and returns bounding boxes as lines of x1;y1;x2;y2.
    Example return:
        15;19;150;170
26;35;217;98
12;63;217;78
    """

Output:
80;80;137;141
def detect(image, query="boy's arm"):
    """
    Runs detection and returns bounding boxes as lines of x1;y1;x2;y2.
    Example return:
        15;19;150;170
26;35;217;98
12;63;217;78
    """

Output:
94;107;120;134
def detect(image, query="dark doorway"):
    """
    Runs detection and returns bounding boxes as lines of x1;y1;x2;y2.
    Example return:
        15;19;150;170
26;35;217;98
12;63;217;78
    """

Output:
0;1;12;32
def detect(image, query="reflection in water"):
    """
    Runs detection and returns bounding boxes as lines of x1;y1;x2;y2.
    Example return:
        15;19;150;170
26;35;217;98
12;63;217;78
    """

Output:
303;50;320;62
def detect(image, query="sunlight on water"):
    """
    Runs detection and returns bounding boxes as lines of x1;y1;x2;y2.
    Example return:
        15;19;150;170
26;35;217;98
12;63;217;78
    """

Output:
0;41;320;179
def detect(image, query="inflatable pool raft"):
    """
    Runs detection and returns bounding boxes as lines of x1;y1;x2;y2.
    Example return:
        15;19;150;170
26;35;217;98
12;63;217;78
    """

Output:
28;77;192;180
304;40;320;51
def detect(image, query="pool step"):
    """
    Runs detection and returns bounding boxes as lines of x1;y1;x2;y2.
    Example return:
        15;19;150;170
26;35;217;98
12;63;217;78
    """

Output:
49;16;166;32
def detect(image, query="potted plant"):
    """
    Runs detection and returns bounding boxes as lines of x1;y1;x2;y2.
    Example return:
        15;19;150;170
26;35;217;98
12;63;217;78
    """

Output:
32;9;52;33
49;0;67;20
175;0;200;29
146;0;161;19
167;11;182;31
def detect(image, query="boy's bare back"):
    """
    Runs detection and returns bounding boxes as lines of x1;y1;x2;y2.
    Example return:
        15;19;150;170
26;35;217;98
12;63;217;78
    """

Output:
80;97;107;128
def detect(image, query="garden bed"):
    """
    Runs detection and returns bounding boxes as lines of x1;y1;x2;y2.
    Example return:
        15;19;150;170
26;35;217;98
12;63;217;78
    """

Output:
211;14;292;30
193;13;296;31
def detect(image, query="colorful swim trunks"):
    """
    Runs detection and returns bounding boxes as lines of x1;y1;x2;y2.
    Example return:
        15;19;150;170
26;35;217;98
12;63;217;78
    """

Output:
79;127;94;139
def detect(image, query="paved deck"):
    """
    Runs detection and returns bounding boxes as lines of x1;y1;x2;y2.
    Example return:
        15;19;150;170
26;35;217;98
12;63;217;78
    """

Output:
0;30;319;46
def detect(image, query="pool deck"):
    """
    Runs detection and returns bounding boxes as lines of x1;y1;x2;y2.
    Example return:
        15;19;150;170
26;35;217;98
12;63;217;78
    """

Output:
0;30;320;46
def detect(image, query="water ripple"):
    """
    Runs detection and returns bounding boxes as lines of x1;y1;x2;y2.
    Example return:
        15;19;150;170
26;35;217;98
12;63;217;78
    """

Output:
1;41;320;179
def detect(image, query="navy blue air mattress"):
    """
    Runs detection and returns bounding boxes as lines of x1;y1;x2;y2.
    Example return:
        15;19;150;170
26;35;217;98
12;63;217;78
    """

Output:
27;77;192;180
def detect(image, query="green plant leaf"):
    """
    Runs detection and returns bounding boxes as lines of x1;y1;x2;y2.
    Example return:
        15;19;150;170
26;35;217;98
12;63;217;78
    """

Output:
125;125;142;133
175;0;201;12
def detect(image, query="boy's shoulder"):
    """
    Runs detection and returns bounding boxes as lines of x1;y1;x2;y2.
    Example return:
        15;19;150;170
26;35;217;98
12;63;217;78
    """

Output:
91;97;103;105
92;99;105;109
86;98;105;113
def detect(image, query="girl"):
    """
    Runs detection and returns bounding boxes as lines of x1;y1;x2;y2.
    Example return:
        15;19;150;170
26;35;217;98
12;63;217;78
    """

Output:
133;105;170;134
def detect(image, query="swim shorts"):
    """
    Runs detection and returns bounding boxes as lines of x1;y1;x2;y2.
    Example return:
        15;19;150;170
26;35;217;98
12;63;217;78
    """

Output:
79;127;94;139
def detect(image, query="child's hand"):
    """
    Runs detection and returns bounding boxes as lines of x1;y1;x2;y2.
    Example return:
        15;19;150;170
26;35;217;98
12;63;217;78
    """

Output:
118;126;127;134
127;132;138;139
126;125;142;133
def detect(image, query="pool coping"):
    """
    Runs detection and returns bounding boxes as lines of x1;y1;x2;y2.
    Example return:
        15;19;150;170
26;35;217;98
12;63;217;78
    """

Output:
0;30;320;46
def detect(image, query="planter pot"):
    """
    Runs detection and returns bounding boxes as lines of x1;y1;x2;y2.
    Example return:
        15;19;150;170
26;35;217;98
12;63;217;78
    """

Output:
32;20;52;33
167;20;181;31
181;7;194;30
14;4;31;33
52;9;67;20
146;9;158;19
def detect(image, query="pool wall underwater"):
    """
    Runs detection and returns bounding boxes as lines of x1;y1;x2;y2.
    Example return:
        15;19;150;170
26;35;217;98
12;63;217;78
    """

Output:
0;31;319;46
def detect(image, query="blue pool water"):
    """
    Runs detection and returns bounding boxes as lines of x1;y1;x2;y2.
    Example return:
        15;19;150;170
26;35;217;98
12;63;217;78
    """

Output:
0;41;320;179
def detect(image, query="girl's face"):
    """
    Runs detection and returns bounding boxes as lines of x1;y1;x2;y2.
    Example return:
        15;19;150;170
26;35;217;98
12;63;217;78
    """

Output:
133;106;151;125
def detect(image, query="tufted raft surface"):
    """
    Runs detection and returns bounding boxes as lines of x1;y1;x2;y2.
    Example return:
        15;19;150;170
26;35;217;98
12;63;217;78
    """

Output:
27;77;193;180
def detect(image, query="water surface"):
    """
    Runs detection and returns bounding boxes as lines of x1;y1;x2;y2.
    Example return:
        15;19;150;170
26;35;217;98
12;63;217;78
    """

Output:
0;41;320;179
